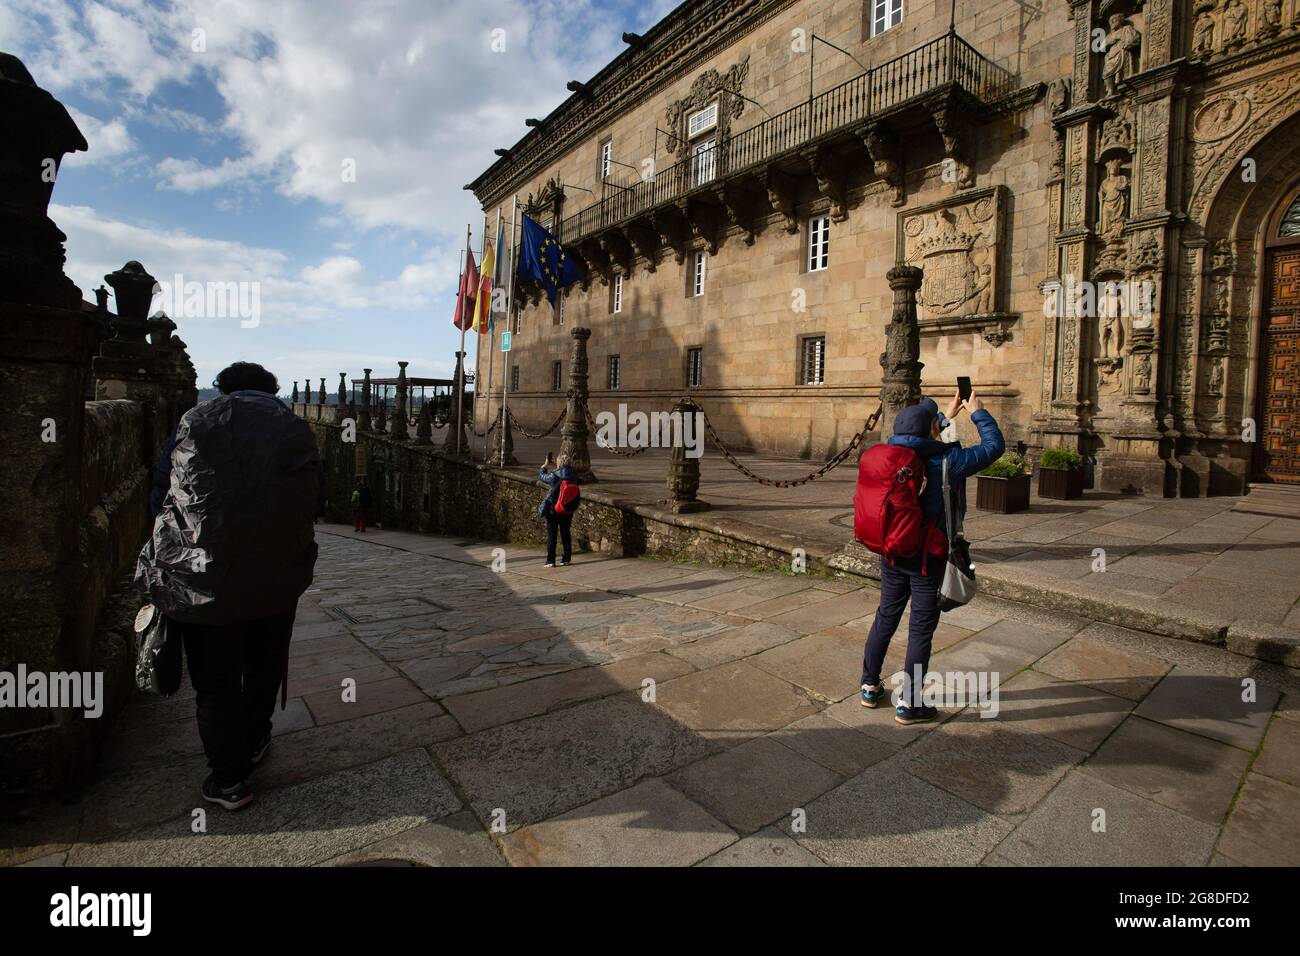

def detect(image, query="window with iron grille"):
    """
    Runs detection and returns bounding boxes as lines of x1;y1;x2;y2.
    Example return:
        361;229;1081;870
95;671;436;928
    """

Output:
691;138;716;186
510;365;520;391
608;355;621;390
692;251;707;297
512;307;520;335
687;347;702;388
557;294;565;326
870;0;903;37
808;214;830;272
552;360;563;391
801;336;826;385
612;273;623;313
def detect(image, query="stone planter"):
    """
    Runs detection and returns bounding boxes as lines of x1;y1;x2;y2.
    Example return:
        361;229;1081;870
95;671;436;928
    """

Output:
1038;466;1084;500
976;473;1031;513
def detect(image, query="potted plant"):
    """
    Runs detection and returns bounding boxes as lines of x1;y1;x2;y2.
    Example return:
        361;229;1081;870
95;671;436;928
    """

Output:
1038;446;1085;499
975;452;1031;514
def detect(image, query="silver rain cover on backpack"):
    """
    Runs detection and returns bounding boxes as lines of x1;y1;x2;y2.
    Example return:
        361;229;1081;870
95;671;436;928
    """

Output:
938;457;977;612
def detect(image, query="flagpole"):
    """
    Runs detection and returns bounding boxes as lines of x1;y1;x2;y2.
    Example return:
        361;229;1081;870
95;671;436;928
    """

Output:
484;204;503;463
500;195;519;467
474;213;487;457
456;222;471;456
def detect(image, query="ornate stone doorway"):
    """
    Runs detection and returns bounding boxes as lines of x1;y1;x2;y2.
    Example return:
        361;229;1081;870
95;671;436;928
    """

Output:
1257;191;1300;483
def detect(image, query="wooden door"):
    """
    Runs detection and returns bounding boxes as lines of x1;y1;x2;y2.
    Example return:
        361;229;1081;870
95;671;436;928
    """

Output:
1259;248;1300;483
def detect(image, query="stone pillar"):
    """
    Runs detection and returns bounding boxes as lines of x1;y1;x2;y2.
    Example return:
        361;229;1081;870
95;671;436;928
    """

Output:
494;404;517;466
318;378;326;404
389;362;408;438
291;381;299;403
879;265;925;438
375;397;387;434
358;368;372;432
661;397;708;512
337;372;347;405
304;379;313;404
415;398;433;445
559;326;596;482
444;353;471;457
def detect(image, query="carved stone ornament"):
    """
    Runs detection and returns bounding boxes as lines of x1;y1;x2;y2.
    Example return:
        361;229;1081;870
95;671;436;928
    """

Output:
1098;109;1133;158
899;188;1004;323
664;56;750;161
1101;14;1142;97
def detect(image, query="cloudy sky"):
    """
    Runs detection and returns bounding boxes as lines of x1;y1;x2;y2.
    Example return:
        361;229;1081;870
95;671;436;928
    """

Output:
3;0;675;391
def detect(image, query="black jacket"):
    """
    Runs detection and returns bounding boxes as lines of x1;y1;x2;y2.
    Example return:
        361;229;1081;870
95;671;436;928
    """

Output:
136;390;321;625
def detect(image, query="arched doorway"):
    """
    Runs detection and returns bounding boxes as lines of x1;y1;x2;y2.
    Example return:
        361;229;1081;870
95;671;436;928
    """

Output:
1257;187;1300;484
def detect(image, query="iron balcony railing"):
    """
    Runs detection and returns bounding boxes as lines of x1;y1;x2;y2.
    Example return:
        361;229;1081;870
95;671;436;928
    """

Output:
558;30;1015;244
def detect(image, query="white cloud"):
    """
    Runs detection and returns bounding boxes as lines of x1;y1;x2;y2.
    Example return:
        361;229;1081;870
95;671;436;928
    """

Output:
63;107;135;166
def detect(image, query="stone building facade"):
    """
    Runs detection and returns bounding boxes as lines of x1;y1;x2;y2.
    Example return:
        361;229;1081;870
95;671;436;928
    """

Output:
468;0;1300;496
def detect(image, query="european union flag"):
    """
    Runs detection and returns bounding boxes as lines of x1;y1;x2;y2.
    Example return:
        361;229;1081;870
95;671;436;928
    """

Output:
518;213;581;305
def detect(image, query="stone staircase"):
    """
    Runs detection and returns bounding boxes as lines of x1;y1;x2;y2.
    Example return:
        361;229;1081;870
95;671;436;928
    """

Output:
1234;482;1300;519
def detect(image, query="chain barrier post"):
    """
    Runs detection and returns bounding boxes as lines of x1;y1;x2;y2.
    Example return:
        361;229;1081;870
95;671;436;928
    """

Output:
494;403;517;466
661;396;709;513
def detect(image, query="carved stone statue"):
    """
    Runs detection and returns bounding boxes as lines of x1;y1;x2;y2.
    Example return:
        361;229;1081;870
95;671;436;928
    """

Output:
1098;159;1130;241
1100;295;1124;359
1208;359;1224;396
1261;0;1283;36
1223;0;1249;51
1192;1;1217;57
1134;353;1152;393
1102;14;1142;96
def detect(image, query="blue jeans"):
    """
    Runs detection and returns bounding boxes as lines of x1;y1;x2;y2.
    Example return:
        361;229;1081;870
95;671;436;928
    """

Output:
860;555;944;707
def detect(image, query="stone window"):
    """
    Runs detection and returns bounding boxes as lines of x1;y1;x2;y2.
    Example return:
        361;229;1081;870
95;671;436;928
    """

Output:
687;347;703;388
612;273;623;313
692;251;707;297
692;137;717;186
512;306;521;335
608;354;622;390
552;360;563;391
870;0;903;37
800;335;826;385
511;365;520;391
808;214;830;272
599;138;613;180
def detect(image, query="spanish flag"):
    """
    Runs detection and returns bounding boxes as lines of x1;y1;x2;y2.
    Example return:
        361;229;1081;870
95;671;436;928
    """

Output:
472;238;495;334
453;247;479;331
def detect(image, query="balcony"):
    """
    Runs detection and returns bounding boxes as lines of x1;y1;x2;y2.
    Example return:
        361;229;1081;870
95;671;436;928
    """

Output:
556;31;1016;251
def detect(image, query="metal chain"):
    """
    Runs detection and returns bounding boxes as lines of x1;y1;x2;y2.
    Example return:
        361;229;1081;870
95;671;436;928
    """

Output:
694;401;884;488
470;416;500;439
583;405;652;457
509;406;565;440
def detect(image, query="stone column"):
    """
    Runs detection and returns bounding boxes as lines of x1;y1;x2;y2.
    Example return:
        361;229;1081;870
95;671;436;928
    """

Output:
358;368;372;431
291;381;299;403
661;397;707;512
375;396;387;434
443;353;471;457
559;326;596;482
389;362;408;438
494;404;517;466
879;265;925;438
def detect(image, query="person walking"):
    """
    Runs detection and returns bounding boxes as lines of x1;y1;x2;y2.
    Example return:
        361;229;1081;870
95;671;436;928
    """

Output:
537;452;580;567
352;480;373;532
859;392;1004;724
137;362;321;810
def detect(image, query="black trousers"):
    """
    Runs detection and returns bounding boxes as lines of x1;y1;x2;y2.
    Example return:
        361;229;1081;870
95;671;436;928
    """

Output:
860;554;944;707
180;610;296;786
545;511;573;564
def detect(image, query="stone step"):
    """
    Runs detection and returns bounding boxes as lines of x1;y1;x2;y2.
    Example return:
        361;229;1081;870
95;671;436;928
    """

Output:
1234;482;1300;519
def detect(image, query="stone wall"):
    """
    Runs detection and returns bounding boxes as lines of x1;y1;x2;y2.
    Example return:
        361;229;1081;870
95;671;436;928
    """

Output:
308;417;818;576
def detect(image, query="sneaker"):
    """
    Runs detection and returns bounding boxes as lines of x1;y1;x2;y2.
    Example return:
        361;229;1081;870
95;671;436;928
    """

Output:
202;775;253;811
894;704;939;726
860;683;887;708
544;562;555;568
250;732;272;766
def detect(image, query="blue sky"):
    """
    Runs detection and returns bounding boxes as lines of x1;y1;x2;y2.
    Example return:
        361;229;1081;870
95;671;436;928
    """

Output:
3;0;675;391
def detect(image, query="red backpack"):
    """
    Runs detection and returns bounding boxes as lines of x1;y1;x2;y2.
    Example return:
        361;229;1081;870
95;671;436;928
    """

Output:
853;444;928;563
554;479;581;516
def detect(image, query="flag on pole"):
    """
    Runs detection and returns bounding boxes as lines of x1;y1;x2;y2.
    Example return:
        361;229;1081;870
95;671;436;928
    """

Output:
453;247;479;331
518;214;581;304
472;238;495;334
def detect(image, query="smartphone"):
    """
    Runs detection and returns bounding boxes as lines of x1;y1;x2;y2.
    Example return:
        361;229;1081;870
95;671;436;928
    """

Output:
957;376;972;402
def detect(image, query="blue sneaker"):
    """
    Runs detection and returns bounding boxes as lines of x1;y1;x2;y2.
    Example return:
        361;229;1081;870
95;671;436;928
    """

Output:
894;704;938;725
202;775;253;811
861;683;888;708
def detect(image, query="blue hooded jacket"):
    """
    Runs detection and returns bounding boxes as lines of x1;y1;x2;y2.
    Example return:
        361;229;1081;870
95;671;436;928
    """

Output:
889;408;1005;542
537;464;577;517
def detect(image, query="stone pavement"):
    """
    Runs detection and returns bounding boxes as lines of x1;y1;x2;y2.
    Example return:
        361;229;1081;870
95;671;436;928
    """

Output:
464;424;1300;662
5;524;1297;867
